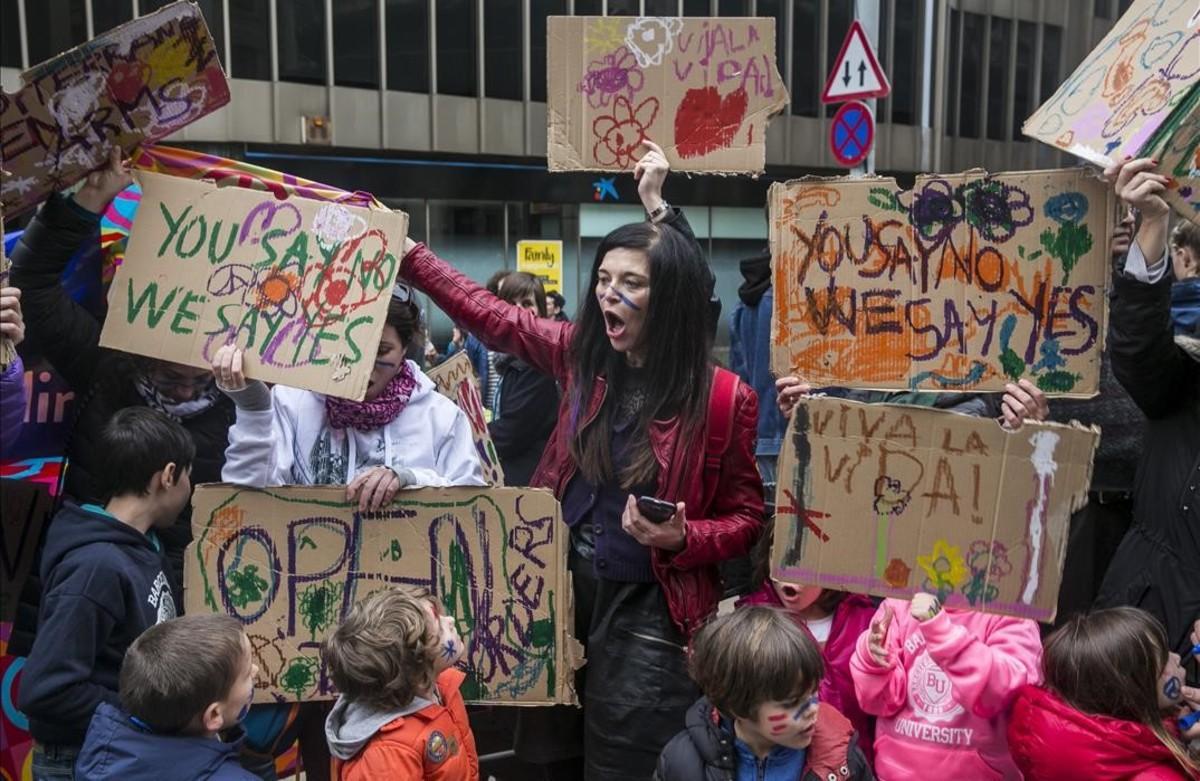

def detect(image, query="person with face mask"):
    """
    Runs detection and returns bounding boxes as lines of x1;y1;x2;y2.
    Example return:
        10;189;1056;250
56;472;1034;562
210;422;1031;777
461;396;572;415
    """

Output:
394;140;765;780
7;150;235;657
1093;158;1200;656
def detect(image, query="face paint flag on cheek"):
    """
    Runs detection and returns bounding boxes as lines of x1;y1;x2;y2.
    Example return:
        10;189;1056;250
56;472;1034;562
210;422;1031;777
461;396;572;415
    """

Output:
606;285;642;311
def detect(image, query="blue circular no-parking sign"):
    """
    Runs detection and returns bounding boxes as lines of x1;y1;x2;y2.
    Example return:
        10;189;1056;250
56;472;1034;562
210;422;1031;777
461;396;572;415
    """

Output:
830;100;874;168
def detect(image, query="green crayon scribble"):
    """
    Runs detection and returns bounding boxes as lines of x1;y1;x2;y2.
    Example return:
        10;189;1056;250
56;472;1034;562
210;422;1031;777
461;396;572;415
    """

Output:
1036;370;1079;392
440;541;474;636
281;656;319;699
1039;222;1093;284
1000;349;1025;381
226;564;269;609
299;535;317;550
298;582;342;641
868;187;904;212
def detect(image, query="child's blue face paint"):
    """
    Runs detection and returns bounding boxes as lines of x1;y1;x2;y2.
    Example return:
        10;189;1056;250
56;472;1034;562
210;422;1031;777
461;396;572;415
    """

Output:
442;639;458;660
1164;675;1182;702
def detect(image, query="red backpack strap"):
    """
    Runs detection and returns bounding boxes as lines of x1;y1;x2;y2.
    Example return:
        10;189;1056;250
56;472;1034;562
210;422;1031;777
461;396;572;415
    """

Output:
703;368;740;499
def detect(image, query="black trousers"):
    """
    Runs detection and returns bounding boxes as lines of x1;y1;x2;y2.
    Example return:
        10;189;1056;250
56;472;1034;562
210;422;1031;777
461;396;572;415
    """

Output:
515;548;697;780
1053;493;1134;629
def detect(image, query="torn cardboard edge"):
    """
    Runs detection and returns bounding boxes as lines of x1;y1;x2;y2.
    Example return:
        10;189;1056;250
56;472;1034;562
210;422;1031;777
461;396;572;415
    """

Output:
98;170;407;402
546;15;789;174
185;483;580;706
768;167;1114;397
769;397;1100;623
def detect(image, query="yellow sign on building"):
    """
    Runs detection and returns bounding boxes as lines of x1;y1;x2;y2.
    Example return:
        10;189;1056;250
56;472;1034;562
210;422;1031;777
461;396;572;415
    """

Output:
516;240;563;294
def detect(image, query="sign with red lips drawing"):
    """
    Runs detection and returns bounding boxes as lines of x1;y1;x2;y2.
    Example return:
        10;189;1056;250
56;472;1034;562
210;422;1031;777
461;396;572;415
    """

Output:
547;16;790;173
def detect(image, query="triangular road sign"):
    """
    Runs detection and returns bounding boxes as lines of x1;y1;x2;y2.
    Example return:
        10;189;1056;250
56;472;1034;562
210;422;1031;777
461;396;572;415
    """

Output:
822;20;891;104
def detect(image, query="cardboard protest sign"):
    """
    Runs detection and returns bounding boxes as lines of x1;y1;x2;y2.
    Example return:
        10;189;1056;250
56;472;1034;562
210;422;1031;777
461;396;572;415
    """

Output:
517;240;564;294
98;171;408;401
0;1;230;216
548;16;789;173
1022;0;1200;222
770;169;1112;395
185;484;578;705
0;479;54;623
771;397;1099;622
427;353;506;487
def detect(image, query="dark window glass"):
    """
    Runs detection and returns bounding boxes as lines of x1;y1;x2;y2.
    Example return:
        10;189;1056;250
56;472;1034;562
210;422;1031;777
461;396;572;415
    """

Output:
719;0;749;14
386;0;429;92
645;0;680;14
958;11;984;138
791;0;819;116
92;0;133;36
437;0;477;96
334;0;379;88
575;0;602;14
278;0;327;84
946;8;960;135
1040;24;1063;103
26;0;87;66
1;0;21;67
1094;0;1110;17
758;0;785;89
1013;21;1036;138
230;0;270;80
683;0;711;14
608;0;639;15
485;0;522;99
531;0;565;102
825;0;854;74
889;0;918;125
1118;0;1134;14
986;17;1011;140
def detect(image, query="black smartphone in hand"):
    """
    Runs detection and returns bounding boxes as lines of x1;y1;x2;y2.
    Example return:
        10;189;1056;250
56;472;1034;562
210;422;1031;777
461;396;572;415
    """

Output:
636;496;677;524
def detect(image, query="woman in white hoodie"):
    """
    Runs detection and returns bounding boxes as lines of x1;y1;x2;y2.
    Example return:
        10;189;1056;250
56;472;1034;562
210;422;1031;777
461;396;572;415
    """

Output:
213;284;486;511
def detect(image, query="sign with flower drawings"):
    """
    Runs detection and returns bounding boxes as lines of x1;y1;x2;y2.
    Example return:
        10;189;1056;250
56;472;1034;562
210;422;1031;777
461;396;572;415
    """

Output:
427;353;506;487
1022;0;1200;223
99;171;408;401
547;16;789;173
185;484;580;705
770;169;1113;395
771;397;1099;622
0;1;230;216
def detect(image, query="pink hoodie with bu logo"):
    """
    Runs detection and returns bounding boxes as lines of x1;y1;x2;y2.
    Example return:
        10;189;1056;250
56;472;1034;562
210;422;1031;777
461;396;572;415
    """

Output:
850;599;1044;781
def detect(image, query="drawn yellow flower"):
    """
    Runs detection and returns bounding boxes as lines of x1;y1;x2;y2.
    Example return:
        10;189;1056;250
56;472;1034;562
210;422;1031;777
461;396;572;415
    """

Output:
917;539;969;591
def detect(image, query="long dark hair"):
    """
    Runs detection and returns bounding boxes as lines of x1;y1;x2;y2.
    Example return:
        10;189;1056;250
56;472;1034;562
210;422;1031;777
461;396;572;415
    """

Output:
569;221;713;488
1043;607;1198;775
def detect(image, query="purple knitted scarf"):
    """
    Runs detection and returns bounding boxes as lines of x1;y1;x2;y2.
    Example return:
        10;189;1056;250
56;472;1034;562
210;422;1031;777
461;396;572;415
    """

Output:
325;362;417;430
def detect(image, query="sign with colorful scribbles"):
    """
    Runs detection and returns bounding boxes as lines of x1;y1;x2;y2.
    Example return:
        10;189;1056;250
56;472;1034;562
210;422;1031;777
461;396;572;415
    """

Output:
98;171;408;401
771;397;1099;622
0;1;230;216
0;223;12;369
547;16;789;173
769;169;1113;395
0;479;54;623
427;353;506;487
1022;0;1199;223
184;484;578;705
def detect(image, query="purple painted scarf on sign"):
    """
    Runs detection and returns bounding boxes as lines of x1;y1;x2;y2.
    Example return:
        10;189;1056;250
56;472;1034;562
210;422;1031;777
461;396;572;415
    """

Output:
325;362;418;431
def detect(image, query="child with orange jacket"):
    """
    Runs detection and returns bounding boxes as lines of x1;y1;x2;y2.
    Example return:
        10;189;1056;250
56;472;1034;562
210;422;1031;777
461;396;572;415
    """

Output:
322;587;479;780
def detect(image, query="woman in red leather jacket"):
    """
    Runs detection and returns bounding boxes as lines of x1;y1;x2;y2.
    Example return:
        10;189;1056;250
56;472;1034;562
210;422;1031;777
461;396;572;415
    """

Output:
396;142;764;781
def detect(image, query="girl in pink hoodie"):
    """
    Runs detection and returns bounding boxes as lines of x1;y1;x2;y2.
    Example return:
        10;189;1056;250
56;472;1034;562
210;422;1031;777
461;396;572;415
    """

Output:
850;592;1043;780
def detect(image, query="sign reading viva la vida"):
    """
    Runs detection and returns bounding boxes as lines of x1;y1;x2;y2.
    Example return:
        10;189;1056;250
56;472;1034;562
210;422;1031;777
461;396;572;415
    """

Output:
517;240;564;295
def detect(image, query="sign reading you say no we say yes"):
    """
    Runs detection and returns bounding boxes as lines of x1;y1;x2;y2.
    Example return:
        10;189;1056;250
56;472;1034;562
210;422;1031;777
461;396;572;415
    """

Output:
99;172;409;401
770;169;1113;395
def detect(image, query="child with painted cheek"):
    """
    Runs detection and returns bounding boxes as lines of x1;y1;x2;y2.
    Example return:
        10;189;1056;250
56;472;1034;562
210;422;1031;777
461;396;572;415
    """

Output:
737;525;879;763
1007;606;1200;780
850;592;1043;780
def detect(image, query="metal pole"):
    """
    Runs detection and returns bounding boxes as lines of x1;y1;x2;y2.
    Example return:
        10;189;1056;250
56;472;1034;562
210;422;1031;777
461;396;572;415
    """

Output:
853;0;880;176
